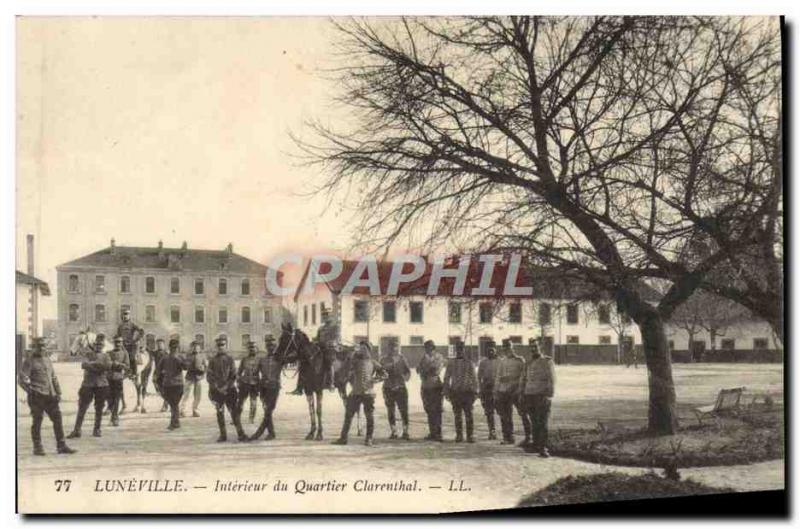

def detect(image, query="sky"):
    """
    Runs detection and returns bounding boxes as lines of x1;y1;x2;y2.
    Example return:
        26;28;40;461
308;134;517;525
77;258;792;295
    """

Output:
17;17;359;318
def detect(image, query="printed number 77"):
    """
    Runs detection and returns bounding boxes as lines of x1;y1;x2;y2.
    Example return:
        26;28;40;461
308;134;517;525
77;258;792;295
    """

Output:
54;479;72;492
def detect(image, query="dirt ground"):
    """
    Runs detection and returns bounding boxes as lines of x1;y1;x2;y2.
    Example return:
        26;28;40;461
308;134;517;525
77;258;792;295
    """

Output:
16;362;784;513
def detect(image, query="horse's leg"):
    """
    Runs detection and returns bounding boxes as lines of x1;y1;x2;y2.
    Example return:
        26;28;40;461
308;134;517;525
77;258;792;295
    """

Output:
315;391;324;440
305;395;316;440
133;379;141;412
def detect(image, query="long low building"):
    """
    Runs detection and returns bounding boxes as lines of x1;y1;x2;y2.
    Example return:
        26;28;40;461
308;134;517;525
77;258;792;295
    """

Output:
56;240;283;353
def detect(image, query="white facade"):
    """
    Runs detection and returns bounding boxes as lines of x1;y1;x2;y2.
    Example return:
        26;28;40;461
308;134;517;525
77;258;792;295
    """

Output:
665;319;781;351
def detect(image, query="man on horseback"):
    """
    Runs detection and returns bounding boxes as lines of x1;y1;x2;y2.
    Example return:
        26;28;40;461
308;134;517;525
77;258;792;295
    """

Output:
206;335;247;443
116;308;144;413
290;309;336;395
67;334;112;439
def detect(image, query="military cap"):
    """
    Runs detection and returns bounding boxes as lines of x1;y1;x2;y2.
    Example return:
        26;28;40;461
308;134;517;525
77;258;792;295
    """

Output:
168;337;180;348
215;335;228;344
423;339;435;348
113;335;124;343
95;333;106;344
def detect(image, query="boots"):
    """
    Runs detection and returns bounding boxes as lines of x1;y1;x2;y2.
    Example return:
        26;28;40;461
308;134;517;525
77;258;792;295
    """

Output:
216;410;227;442
487;414;497;440
265;415;276;440
401;423;410;440
389;423;398;439
249;402;257;424
57;442;77;455
454;416;464;443
33;441;45;456
466;413;475;443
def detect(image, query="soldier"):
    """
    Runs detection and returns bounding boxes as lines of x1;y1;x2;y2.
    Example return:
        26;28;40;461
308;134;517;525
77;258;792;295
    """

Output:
251;337;283;441
141;338;168;414
417;339;444;441
206;335;247;442
67;334;112;438
180;340;207;418
493;339;530;445
107;336;130;427
478;343;499;440
237;341;260;424
116;308;144;413
18;337;76;455
332;341;385;446
443;340;478;443
519;342;556;457
379;340;411;440
155;338;187;430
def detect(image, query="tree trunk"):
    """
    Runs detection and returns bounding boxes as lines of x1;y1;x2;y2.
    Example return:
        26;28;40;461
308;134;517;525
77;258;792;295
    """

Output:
639;311;678;435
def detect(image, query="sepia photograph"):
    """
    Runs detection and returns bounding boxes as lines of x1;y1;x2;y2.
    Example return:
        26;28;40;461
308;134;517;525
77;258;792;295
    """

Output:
13;12;785;515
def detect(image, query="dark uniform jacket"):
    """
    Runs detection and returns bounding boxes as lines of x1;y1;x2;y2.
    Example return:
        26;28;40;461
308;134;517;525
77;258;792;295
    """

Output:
443;356;478;394
257;354;282;389
19;354;60;397
116;321;143;357
237;355;260;385
520;355;556;397
316;322;339;349
417;352;444;389
477;357;499;393
81;350;111;388
185;353;207;383
156;353;187;387
207;352;237;393
108;348;130;381
493;354;525;394
379;354;410;390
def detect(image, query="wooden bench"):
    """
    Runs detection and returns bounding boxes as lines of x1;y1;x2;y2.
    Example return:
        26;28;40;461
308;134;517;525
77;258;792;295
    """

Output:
694;387;744;426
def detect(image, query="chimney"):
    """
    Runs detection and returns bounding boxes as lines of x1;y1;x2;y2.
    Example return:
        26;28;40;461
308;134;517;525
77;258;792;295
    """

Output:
157;239;165;259
110;237;117;255
26;234;34;275
181;241;188;251
226;243;233;254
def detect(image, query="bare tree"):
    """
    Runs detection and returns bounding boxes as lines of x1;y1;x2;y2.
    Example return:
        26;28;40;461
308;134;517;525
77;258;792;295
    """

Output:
300;16;781;434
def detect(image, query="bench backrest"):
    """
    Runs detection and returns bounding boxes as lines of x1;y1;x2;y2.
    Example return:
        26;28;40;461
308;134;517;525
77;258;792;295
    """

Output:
714;387;744;412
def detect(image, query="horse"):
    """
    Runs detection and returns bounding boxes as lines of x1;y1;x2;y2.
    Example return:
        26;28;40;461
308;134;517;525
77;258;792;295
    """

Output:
276;323;334;441
69;329;113;356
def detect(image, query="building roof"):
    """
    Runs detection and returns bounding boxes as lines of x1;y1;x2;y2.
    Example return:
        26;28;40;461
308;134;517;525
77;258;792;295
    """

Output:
57;242;269;276
295;256;661;303
16;270;51;296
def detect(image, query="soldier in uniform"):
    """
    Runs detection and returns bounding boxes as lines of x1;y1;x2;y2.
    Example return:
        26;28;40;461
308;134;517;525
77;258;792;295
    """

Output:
67;334;112;438
18;337;76;455
206;335;247;442
519;342;556;457
180;340;207;418
116;308;144;413
379;339;411;440
417;339;444;442
107;336;130;427
250;336;283;441
155;338;187;431
237;341;261;424
477;343;500;440
332;341;385;446
443;340;478;443
493;339;531;445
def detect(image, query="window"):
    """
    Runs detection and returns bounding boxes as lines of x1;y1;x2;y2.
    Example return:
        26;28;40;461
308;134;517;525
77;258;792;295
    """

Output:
448;302;462;324
195;334;205;349
509;335;523;345
68;303;80;322
509;303;522;323
409;301;424;323
538;302;552;325
354;300;369;323
242;306;251;324
170;277;180;294
303;305;308;326
721;339;735;350
448;336;461;348
120;276;131;294
753;338;769;350
68;274;80;293
145;276;156;294
145;305;156;323
668;340;675;350
320;302;326;314
241;279;250;296
194;278;204;295
598;304;611;325
95;304;106;322
479;302;493;324
566;335;580;344
219;307;228;324
383;301;396;323
170;305;181;323
95;275;106;293
195;306;205;323
311;304;317;325
566;304;579;324
410;336;425;345
119;304;131;321
145;334;156;351
599;335;612;345
219;278;227;295
242;334;251;348
263;308;272;323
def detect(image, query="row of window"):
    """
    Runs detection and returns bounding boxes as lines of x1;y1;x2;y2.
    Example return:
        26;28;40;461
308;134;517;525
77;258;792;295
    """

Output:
302;300;631;326
67;274;253;296
69;333;272;351
349;334;632;350
67;303;273;325
683;338;771;350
